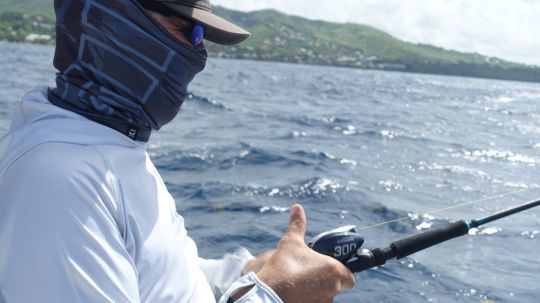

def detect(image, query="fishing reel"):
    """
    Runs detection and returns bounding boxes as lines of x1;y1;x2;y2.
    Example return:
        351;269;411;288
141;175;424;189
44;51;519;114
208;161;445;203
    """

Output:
307;225;365;272
308;225;397;273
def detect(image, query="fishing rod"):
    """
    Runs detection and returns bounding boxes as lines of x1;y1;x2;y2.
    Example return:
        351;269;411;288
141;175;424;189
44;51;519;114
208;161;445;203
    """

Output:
308;199;540;273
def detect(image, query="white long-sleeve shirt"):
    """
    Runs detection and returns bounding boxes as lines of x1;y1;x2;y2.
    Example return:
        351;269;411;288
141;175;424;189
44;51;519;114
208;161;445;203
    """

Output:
0;89;282;303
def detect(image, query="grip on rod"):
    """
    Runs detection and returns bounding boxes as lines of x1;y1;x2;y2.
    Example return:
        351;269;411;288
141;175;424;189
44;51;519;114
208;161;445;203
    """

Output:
390;220;470;259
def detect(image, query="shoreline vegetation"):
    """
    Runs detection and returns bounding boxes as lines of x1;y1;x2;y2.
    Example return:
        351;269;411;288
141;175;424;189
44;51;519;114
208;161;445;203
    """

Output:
1;6;539;83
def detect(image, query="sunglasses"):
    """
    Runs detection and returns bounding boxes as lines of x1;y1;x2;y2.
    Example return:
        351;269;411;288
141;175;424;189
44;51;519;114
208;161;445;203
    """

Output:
191;24;204;47
187;23;205;47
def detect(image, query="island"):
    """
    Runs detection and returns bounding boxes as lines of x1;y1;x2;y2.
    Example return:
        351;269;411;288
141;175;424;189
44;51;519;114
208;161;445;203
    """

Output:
1;0;539;83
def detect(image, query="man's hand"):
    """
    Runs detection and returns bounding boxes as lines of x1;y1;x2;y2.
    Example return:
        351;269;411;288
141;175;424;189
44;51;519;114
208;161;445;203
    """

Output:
256;204;355;303
243;251;274;275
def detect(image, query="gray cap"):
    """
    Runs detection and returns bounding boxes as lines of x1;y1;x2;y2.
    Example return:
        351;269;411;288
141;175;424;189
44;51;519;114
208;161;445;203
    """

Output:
155;0;251;45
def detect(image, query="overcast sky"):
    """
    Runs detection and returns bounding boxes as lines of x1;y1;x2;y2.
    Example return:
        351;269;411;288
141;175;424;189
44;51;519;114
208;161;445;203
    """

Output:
212;0;539;66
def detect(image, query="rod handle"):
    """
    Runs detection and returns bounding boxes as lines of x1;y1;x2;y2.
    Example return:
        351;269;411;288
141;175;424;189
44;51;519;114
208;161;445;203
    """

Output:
349;246;396;273
390;220;470;259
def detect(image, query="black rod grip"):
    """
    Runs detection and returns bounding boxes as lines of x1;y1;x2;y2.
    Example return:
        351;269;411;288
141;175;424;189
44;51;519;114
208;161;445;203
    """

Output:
390;220;469;259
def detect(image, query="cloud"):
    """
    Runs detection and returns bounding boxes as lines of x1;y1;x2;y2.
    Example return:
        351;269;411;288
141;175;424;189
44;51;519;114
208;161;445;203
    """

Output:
212;0;540;66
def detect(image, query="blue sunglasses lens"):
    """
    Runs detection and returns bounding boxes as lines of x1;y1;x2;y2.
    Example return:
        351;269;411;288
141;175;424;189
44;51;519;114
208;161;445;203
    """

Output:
191;24;205;47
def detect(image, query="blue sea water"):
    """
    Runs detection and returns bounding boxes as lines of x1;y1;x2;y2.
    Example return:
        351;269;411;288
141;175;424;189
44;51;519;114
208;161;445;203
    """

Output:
1;41;539;302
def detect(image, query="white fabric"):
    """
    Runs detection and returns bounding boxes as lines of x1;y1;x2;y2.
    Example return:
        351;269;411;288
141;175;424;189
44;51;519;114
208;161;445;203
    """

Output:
0;89;281;303
218;272;283;303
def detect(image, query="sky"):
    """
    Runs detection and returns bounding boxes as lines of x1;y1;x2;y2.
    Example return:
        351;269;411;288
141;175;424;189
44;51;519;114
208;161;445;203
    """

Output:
212;0;540;66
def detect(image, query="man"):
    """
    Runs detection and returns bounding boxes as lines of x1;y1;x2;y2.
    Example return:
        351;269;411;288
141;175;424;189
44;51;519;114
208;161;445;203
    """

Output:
0;0;355;302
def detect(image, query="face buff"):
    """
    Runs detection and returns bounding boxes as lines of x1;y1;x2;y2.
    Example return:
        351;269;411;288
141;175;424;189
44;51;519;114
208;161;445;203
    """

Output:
49;0;208;142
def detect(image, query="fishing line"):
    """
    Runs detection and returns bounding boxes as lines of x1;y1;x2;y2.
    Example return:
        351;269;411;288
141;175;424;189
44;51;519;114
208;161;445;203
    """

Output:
356;187;534;231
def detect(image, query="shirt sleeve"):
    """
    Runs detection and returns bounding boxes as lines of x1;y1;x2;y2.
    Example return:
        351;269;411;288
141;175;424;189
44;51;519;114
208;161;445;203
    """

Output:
0;145;139;303
218;272;284;303
198;247;255;300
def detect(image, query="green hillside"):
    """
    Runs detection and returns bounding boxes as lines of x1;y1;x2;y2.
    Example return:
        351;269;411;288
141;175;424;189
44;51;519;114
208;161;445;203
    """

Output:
0;0;53;17
210;7;539;82
214;7;491;65
1;0;539;82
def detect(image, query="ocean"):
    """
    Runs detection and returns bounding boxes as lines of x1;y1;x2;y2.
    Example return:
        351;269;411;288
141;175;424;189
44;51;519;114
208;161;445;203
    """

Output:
1;41;539;303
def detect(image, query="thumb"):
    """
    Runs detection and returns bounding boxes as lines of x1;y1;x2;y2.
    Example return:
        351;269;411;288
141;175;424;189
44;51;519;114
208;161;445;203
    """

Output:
287;204;306;239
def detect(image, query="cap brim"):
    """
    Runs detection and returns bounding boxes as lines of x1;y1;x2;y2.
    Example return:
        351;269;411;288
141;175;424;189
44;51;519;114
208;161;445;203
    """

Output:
162;4;251;45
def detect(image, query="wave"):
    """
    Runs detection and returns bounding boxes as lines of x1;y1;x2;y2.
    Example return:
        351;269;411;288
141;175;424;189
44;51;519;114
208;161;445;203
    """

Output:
272;114;353;130
490;179;540;189
451;148;539;165
152;143;358;172
168;181;262;204
276;130;309;139
153;149;213;172
485;91;540;104
219;144;312;169
167;177;358;206
378;180;406;192
354;129;440;147
185;92;227;110
515;123;540;135
417;162;491;180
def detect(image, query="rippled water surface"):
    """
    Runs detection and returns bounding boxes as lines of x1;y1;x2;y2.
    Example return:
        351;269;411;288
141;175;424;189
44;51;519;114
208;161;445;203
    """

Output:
1;42;539;302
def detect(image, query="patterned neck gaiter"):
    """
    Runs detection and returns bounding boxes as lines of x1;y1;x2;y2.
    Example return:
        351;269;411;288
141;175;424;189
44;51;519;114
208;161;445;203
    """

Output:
49;0;207;142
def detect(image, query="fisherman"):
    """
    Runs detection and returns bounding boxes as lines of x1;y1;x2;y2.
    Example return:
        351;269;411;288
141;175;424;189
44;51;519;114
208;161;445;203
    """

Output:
0;0;354;302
